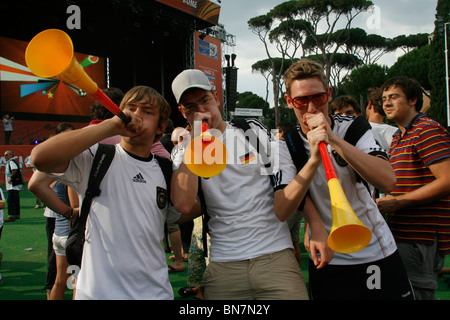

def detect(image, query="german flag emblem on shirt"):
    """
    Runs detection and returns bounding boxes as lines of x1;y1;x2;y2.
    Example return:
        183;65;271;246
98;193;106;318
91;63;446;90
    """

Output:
240;152;256;165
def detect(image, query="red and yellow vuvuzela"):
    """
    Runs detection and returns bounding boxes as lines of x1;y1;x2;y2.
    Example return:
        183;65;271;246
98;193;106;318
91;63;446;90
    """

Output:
25;29;122;117
319;142;372;254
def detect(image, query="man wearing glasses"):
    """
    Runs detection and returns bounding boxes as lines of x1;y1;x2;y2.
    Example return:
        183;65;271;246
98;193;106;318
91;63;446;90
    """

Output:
273;59;413;299
4;151;22;222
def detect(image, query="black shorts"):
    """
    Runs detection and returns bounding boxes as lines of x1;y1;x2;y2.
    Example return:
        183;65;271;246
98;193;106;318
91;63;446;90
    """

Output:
308;250;414;300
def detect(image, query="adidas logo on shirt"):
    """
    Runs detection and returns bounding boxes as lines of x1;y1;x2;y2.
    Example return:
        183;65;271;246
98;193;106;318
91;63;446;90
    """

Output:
132;173;146;183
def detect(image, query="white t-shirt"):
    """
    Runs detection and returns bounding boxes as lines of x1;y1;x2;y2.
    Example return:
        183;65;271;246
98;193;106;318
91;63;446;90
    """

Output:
5;159;22;191
172;119;293;262
369;122;398;152
51;144;180;300
276;115;397;265
43;206;58;218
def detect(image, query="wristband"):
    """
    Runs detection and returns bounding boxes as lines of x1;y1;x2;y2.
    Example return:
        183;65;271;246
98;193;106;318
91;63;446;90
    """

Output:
62;206;73;220
116;111;131;125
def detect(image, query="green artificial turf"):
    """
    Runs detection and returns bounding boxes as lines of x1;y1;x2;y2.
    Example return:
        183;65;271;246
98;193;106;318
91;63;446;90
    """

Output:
0;184;449;300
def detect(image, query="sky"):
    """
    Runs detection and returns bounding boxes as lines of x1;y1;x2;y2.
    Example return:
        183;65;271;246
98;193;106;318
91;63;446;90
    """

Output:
216;0;438;106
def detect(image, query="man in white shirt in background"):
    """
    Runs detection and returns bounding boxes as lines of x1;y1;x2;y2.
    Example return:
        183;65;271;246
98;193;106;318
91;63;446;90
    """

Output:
366;87;398;153
4;150;23;222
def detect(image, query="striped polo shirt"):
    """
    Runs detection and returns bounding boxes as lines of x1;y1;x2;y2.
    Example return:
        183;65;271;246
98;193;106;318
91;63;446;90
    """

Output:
388;113;450;254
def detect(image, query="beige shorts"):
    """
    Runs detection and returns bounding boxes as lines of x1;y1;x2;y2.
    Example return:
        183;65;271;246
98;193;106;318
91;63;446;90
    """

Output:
203;248;309;300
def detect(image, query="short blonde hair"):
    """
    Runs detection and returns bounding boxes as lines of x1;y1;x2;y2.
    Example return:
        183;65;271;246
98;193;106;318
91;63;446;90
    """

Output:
284;59;328;95
120;86;171;140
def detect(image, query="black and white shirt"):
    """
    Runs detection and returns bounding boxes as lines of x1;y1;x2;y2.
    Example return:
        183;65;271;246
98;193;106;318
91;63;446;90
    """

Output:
172;119;293;262
275;115;397;265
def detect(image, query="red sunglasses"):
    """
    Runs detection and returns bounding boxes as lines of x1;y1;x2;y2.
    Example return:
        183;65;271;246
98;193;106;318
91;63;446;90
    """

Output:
289;91;329;109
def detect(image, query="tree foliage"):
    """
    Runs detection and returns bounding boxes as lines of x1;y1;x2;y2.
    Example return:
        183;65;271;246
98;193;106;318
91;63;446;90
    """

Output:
234;91;279;128
248;13;306;125
387;45;431;90
235;91;270;111
252;58;298;97
428;0;450;127
326;27;393;65
339;63;388;107
246;0;442;129
306;52;363;91
390;33;430;54
248;0;375;126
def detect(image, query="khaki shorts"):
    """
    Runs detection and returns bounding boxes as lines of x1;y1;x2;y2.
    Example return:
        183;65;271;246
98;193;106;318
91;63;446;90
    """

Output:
286;211;302;243
203;248;309;300
167;222;179;233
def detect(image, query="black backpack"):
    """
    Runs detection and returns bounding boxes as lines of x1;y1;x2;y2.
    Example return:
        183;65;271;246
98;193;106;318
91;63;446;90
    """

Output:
66;144;173;268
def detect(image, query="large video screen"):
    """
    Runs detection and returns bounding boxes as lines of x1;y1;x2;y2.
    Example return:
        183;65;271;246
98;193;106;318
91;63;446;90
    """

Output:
0;35;106;117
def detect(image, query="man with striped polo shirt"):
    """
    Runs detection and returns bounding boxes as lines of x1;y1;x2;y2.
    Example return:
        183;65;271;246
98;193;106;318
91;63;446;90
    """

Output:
377;76;450;299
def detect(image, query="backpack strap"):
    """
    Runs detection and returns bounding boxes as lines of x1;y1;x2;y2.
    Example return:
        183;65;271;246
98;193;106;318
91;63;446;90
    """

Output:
284;126;309;211
85;144;116;199
347;116;372;192
344;116;372;146
331;116;371;167
76;144;116;249
154;154;173;206
284;126;308;173
155;155;173;253
199;178;209;258
332;116;372;191
231;117;251;131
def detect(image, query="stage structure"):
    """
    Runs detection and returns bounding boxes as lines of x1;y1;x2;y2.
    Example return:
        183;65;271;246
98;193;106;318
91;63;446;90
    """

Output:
194;23;236;121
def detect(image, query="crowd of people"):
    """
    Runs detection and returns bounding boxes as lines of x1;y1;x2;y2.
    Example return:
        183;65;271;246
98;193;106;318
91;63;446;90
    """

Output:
0;58;449;300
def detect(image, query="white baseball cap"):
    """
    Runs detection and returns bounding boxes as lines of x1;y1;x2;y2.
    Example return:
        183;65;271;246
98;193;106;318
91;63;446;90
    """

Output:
172;69;213;104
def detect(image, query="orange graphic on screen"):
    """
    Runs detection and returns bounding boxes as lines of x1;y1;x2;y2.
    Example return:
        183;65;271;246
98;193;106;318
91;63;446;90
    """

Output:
0;35;105;117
